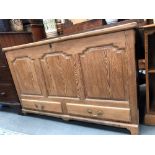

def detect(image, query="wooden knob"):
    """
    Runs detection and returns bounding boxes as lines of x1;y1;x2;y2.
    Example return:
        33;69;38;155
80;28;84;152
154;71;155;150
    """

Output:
87;109;92;114
97;110;103;116
35;104;38;108
92;114;98;117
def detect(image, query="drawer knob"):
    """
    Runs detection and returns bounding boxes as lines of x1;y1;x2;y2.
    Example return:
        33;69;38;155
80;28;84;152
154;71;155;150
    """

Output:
87;109;93;114
35;104;38;108
0;92;6;96
97;110;103;116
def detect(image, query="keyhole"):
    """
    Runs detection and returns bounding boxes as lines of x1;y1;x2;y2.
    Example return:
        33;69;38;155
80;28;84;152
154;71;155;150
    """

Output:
49;44;52;48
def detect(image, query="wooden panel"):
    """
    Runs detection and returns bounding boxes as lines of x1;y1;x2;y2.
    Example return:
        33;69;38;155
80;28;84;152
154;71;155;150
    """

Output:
41;52;77;97
145;114;155;125
0;83;19;103
22;99;62;113
29;24;46;41
51;31;126;55
63;19;105;35
0;33;33;48
0;66;13;83
143;25;155;125
124;30;138;123
80;45;126;100
12;57;42;95
66;103;131;122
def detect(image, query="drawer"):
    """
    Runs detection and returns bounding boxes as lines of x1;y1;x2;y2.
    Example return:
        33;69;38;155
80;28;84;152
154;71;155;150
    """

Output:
0;84;19;103
0;66;13;83
66;103;131;122
21;99;63;113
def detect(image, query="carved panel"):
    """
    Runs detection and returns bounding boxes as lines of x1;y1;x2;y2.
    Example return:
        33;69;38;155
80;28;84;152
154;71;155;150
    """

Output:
12;57;42;95
40;52;77;97
80;45;127;100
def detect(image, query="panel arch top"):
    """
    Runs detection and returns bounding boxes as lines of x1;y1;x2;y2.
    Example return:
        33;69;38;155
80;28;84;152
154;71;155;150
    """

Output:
80;44;125;57
12;56;42;95
79;44;127;100
40;51;72;60
40;52;78;97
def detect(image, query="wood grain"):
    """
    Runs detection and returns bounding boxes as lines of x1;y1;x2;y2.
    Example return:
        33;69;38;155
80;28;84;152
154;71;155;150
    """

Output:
80;45;126;100
4;23;139;134
66;103;131;122
143;26;155;125
41;52;77;97
22;99;62;113
12;57;42;95
22;108;139;134
124;30;139;124
3;22;137;52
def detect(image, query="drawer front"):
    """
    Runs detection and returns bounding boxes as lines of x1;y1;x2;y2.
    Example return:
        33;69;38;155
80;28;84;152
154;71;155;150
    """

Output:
66;103;131;122
0;66;13;83
21;99;63;113
0;84;19;103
